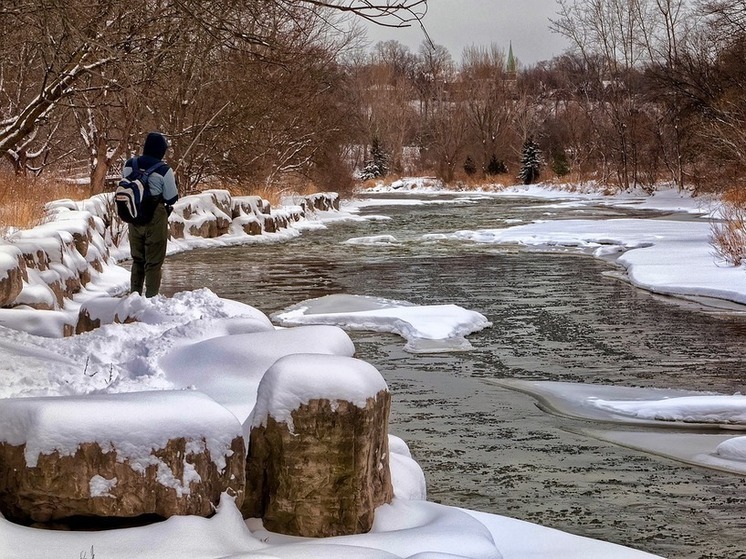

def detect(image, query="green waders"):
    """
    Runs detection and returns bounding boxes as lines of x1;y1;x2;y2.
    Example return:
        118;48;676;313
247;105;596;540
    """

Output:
128;204;169;297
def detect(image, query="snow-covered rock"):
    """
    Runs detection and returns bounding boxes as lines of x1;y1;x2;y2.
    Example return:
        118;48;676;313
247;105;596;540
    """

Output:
0;390;245;525
75;294;147;333
0;244;25;307
169;189;332;240
244;353;393;537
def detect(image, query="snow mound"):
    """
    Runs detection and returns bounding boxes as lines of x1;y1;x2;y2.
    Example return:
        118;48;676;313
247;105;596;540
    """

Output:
249;353;387;432
389;435;427;501
716;437;746;462
273;294;492;353
248;499;502;559
160;325;356;423
590;394;746;425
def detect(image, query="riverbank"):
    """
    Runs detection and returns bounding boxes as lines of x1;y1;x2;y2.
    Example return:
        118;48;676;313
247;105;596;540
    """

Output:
358;179;739;306
0;190;340;336
3;181;741;558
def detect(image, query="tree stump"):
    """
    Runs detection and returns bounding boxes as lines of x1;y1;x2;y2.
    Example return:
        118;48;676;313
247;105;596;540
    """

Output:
243;353;393;537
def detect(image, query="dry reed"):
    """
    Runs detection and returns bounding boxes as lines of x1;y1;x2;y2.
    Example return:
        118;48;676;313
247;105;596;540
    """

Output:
0;173;88;234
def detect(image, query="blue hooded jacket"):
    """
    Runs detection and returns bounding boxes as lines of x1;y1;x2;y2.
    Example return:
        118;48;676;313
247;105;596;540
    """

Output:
123;132;179;205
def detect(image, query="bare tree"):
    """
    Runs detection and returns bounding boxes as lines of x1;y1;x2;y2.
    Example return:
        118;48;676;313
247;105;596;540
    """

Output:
0;0;430;190
0;1;171;157
363;41;419;172
634;0;693;189
295;0;428;28
553;0;652;189
460;45;513;174
421;60;467;184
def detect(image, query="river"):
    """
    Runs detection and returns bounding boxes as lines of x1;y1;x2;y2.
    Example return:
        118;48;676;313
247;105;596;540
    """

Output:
159;192;746;559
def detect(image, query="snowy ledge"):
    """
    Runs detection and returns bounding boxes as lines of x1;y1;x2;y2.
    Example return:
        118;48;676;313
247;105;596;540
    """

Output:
0;390;241;469
0;190;343;337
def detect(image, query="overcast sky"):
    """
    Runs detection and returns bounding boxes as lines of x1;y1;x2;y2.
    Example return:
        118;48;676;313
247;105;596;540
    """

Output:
363;0;572;66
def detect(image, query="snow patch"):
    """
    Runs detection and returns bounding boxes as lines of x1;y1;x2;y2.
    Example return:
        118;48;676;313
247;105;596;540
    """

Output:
273;294;491;353
250;353;388;432
89;475;117;498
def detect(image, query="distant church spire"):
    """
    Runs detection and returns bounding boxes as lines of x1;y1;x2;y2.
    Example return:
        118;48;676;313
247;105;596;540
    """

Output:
507;41;516;76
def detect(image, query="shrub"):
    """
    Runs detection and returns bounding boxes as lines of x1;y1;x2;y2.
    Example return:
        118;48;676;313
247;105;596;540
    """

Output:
711;188;746;267
485;154;507;176
359;137;389;181
518;138;543;185
463;155;477;176
551;150;571;177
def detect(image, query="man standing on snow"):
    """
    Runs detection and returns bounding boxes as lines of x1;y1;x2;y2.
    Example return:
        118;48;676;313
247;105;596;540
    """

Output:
122;131;179;297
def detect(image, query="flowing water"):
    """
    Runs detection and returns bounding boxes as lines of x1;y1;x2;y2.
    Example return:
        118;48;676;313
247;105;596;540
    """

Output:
159;193;746;559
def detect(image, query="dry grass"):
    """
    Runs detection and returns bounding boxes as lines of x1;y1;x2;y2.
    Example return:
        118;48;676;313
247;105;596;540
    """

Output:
711;187;746;267
458;173;515;189
0;173;88;234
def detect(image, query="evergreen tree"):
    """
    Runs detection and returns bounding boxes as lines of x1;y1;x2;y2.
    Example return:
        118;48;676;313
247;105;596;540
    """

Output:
485;154;507;176
550;149;570;177
518;138;542;185
463;155;477;176
360;137;389;180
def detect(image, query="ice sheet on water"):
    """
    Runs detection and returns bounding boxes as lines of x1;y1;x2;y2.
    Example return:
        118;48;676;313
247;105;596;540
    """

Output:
272;294;491;354
492;379;746;474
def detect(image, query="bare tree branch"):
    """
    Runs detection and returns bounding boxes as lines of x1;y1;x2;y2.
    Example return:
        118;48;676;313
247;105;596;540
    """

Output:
295;0;427;27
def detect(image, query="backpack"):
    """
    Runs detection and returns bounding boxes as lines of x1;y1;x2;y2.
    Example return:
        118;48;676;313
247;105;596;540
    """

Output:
115;159;165;225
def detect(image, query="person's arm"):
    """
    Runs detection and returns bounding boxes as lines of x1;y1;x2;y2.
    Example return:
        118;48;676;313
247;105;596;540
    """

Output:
122;159;134;179
162;168;179;205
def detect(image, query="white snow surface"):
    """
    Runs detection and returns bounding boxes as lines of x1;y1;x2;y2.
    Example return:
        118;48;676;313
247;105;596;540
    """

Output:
249;353;388;431
6;181;742;559
716;437;746;462
160;325;355;423
590;394;746;425
0;390;241;469
89;474;117;498
274;294;492;353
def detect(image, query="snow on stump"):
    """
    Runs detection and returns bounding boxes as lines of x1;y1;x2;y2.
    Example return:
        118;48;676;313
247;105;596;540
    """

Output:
0;391;245;526
243;353;393;537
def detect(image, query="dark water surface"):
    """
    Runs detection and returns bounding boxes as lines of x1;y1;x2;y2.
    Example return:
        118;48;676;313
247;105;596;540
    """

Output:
160;194;746;559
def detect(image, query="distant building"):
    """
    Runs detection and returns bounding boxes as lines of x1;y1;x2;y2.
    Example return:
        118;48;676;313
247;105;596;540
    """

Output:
507;41;517;78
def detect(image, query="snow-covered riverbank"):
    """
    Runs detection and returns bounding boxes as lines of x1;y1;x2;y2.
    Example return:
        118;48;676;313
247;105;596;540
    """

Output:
2;180;744;559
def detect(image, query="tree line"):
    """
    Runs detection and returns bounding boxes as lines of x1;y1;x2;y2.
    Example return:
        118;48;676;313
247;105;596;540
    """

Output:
351;0;746;193
1;0;745;196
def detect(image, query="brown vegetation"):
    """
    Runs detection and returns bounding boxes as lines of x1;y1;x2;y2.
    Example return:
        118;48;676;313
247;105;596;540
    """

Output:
0;174;87;231
0;1;421;197
2;0;746;258
711;188;746;267
3;0;746;196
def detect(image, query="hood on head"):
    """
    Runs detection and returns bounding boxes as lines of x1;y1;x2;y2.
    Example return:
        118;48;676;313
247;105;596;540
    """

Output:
143;132;168;160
